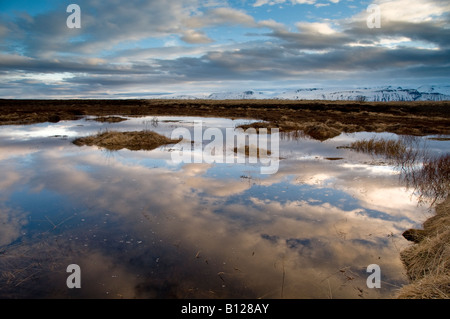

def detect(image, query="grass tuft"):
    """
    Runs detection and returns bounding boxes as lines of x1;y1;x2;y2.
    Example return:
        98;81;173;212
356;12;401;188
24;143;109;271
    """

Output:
73;130;180;151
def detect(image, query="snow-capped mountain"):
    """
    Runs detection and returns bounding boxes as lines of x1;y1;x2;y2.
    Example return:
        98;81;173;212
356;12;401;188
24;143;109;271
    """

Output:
275;86;450;101
207;90;268;100
159;85;450;101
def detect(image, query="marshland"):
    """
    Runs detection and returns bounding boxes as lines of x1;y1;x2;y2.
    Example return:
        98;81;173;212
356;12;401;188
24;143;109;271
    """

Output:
0;99;448;299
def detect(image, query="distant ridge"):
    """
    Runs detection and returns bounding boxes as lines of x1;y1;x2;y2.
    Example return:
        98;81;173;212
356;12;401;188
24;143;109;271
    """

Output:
157;85;450;101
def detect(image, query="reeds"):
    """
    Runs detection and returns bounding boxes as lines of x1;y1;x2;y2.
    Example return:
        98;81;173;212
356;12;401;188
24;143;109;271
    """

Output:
347;137;449;205
402;154;450;206
348;138;407;160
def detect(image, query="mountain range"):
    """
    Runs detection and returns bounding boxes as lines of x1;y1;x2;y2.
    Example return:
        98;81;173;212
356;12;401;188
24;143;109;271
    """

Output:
158;85;450;101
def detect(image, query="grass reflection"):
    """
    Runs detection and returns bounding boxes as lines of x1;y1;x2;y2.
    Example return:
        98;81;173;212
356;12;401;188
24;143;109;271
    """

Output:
346;136;449;206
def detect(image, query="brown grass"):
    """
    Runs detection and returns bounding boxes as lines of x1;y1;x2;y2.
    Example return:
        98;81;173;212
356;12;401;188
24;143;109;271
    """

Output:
233;145;272;157
89;116;128;123
346;137;449;205
403;154;450;206
348;138;407;159
72;130;180;151
1;99;449;141
237;121;341;141
396;196;450;299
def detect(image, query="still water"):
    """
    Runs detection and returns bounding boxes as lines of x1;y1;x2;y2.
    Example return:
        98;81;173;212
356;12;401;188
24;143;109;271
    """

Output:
0;116;448;298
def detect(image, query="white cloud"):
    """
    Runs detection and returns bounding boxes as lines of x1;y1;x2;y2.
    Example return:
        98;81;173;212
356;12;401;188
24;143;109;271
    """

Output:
315;3;330;8
360;0;450;23
253;0;316;7
296;22;338;35
186;7;256;28
180;29;213;44
258;19;287;31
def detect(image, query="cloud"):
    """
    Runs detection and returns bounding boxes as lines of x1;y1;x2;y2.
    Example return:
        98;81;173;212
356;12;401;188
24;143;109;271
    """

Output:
296;22;338;35
0;206;28;246
0;0;203;57
253;0;316;7
0;128;424;297
180;29;213;44
0;0;449;97
372;0;450;23
186;7;257;28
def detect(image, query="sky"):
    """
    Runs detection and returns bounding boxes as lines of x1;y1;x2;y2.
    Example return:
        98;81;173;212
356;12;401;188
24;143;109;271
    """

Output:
0;0;449;98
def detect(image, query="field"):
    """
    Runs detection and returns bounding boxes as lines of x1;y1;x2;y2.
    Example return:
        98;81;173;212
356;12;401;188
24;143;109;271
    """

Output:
1;99;449;141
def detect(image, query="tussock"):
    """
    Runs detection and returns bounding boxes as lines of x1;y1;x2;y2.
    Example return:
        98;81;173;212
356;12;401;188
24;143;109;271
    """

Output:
73;130;180;151
89;116;128;123
302;123;341;141
238;121;341;141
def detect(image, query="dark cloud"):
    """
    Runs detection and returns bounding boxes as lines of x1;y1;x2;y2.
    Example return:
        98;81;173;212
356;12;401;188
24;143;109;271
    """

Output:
0;0;449;97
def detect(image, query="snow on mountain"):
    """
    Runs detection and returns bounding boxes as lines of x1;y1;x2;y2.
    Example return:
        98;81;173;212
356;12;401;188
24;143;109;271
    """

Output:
159;86;450;101
277;86;450;101
207;90;268;100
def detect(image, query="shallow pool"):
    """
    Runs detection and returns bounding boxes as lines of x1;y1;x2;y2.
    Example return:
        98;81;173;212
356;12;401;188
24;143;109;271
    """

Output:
0;115;448;298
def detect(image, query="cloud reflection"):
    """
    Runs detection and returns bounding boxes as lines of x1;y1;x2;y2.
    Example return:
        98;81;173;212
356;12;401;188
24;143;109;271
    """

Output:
0;119;431;298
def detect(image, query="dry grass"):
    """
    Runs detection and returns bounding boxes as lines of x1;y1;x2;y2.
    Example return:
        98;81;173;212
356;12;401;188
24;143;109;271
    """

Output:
302;123;341;141
396;196;450;299
73;130;180;151
89;116;128;123
233;145;272;157
403;154;450;206
348;138;407;160
238;121;341;141
1;99;449;141
345;137;449;205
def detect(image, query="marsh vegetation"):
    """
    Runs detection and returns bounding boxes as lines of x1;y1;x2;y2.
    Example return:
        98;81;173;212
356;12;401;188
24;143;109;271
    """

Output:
1;99;449;140
72;130;181;151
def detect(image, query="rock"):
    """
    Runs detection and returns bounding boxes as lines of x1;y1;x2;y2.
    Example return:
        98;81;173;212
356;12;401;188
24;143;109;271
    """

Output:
402;228;427;243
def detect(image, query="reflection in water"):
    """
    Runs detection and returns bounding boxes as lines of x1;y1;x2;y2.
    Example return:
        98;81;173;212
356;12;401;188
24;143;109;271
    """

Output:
345;135;450;206
0;117;448;299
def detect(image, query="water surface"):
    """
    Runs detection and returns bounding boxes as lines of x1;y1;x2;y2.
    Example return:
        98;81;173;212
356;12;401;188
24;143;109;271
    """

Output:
1;116;448;298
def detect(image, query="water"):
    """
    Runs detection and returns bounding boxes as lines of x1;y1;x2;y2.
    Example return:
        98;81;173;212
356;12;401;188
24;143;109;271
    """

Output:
0;116;448;298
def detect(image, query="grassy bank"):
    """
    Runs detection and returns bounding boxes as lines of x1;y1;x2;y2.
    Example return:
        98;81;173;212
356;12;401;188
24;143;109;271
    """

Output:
396;196;450;299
